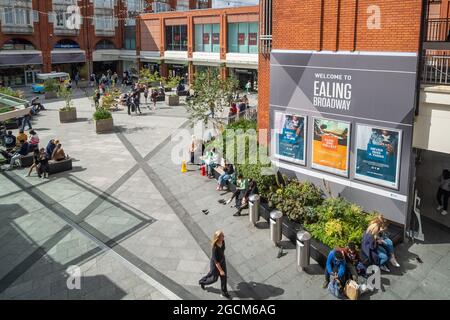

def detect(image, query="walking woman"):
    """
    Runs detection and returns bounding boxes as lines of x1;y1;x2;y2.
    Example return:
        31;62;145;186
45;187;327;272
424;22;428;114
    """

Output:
26;148;40;177
199;230;230;298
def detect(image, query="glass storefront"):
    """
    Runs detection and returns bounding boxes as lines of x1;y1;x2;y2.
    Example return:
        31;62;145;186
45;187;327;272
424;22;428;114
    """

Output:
194;23;220;53
168;64;188;81
229;68;258;91
0;66;41;87
142;62;160;74
165;25;188;51
53;62;85;79
228;22;258;54
93;61;119;75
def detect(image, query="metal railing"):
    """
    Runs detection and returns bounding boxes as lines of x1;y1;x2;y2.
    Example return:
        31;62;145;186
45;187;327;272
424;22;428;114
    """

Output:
422;54;450;84
426;18;450;42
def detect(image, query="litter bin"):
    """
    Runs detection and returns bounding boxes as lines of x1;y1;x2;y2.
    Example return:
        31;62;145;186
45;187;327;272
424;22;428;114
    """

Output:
249;194;260;225
296;230;312;270
270;210;283;245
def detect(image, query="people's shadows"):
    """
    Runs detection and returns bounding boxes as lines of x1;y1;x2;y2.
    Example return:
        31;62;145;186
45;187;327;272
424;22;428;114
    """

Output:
232;281;284;300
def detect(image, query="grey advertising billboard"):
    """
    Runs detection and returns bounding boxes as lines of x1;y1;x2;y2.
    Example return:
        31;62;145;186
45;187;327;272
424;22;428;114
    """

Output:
270;50;418;225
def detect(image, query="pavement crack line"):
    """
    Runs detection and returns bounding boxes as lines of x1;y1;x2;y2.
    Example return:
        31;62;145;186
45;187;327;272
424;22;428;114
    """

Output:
115;131;264;300
1;171;197;300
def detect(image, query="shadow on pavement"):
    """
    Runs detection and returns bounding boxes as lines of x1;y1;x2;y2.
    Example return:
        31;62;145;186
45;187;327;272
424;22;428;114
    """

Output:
205;281;284;300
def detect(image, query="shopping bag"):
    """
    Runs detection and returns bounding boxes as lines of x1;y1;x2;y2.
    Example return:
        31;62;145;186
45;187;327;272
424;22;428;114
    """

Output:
344;280;360;300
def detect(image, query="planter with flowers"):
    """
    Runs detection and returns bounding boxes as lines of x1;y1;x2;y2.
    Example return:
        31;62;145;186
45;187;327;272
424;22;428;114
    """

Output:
58;79;77;123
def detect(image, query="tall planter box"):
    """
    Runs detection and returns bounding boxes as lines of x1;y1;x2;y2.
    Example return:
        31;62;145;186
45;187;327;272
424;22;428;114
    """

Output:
95;118;113;133
45;92;57;99
167;95;179;106
59;108;77;123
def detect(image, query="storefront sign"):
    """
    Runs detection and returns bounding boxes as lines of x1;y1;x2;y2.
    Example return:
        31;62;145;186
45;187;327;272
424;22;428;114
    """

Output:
203;33;210;44
311;118;350;177
274;112;306;165
212;33;220;44
238;33;246;45
249;33;258;46
355;125;402;189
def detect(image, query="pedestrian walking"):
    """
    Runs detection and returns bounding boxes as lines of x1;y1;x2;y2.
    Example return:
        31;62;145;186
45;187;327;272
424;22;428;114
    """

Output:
134;90;142;114
437;169;450;216
199;230;230;299
90;73;96;87
74;72;79;87
151;89;158;110
21;111;32;131
245;80;251;94
37;148;49;179
144;85;149;104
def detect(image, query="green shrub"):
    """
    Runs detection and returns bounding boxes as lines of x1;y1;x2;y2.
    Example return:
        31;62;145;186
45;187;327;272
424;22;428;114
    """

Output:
0;87;24;99
267;180;324;224
93;108;112;120
43;78;59;92
304;197;376;248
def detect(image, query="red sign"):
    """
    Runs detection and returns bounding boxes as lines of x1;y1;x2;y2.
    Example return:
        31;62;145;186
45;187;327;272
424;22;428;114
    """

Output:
212;33;220;44
238;33;245;45
249;33;257;45
203;33;210;44
174;34;180;42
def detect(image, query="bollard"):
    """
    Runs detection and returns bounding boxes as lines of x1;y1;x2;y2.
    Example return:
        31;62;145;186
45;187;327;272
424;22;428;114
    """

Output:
270;210;283;246
181;160;187;173
249;194;260;225
296;230;312;270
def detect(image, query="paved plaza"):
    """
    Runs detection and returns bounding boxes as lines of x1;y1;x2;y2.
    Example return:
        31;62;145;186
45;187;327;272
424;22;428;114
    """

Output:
0;90;450;300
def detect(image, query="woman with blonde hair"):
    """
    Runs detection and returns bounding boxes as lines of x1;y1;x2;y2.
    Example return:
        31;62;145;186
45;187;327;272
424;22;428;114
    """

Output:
361;214;400;272
198;230;230;298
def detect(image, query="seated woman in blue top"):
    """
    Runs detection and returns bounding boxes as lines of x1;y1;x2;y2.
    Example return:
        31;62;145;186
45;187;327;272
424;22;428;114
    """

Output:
323;249;346;289
361;215;400;273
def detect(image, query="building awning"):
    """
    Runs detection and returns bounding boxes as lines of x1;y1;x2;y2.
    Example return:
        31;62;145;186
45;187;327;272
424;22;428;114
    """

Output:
0;51;42;66
51;50;86;64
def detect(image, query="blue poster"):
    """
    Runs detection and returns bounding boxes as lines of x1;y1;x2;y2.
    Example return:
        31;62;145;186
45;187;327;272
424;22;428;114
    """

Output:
355;125;402;189
274;113;306;165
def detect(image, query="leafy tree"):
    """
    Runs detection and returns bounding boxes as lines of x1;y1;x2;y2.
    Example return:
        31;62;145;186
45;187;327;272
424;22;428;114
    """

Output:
138;68;161;86
58;79;74;111
185;69;239;127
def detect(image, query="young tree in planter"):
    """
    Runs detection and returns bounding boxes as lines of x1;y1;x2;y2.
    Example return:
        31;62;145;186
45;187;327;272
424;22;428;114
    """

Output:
58;79;77;122
139;69;161;86
43;78;59;99
185;70;239;127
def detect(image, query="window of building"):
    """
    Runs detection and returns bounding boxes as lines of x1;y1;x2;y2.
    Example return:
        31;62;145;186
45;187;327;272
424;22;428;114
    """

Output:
197;0;210;9
152;1;171;13
95;16;114;31
95;39;116;50
94;0;114;8
3;7;32;26
165;25;188;51
123;26;136;50
194;23;220;53
176;0;189;11
1;38;35;50
228;22;258;54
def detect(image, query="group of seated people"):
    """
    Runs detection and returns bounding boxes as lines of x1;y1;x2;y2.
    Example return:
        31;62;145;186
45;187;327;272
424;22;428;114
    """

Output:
1;130;68;177
228;95;250;119
324;215;401;297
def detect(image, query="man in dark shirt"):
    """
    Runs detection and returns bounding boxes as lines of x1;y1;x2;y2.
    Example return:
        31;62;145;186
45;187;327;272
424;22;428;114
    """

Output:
9;140;29;169
4;131;16;150
46;139;57;158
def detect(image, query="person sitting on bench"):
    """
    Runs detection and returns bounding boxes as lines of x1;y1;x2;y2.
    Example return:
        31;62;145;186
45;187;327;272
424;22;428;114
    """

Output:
4;130;16;150
8;140;29;169
28;130;39;152
225;174;248;206
16;129;27;146
46;139;57;158
51;143;67;161
217;163;234;191
233;179;258;216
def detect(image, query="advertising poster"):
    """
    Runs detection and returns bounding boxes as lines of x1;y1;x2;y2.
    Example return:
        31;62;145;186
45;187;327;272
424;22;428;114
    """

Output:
238;33;246;45
212;33;220;44
274;112;306;165
312;118;350;176
249;33;257;45
355;124;402;189
203;33;210;44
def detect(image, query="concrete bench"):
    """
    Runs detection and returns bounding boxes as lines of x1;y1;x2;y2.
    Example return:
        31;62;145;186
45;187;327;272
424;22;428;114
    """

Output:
20;153;34;167
177;90;189;96
49;158;73;175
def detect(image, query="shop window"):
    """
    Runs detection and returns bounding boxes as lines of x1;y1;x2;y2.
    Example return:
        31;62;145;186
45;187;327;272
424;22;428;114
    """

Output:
165;25;187;51
194;23;219;53
228;22;258;54
1;39;35;50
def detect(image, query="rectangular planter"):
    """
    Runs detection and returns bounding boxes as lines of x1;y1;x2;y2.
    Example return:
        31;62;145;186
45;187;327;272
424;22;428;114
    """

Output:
45;92;57;99
59;108;77;123
167;95;179;106
95;118;113;133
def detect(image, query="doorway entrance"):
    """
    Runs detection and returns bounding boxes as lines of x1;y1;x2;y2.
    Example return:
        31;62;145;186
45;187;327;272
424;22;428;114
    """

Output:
25;70;40;85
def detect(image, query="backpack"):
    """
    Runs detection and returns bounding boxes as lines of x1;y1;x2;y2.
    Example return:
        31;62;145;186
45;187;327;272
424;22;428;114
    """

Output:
328;278;343;299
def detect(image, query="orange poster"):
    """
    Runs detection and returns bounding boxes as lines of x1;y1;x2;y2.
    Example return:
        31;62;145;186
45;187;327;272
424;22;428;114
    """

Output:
312;118;350;176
